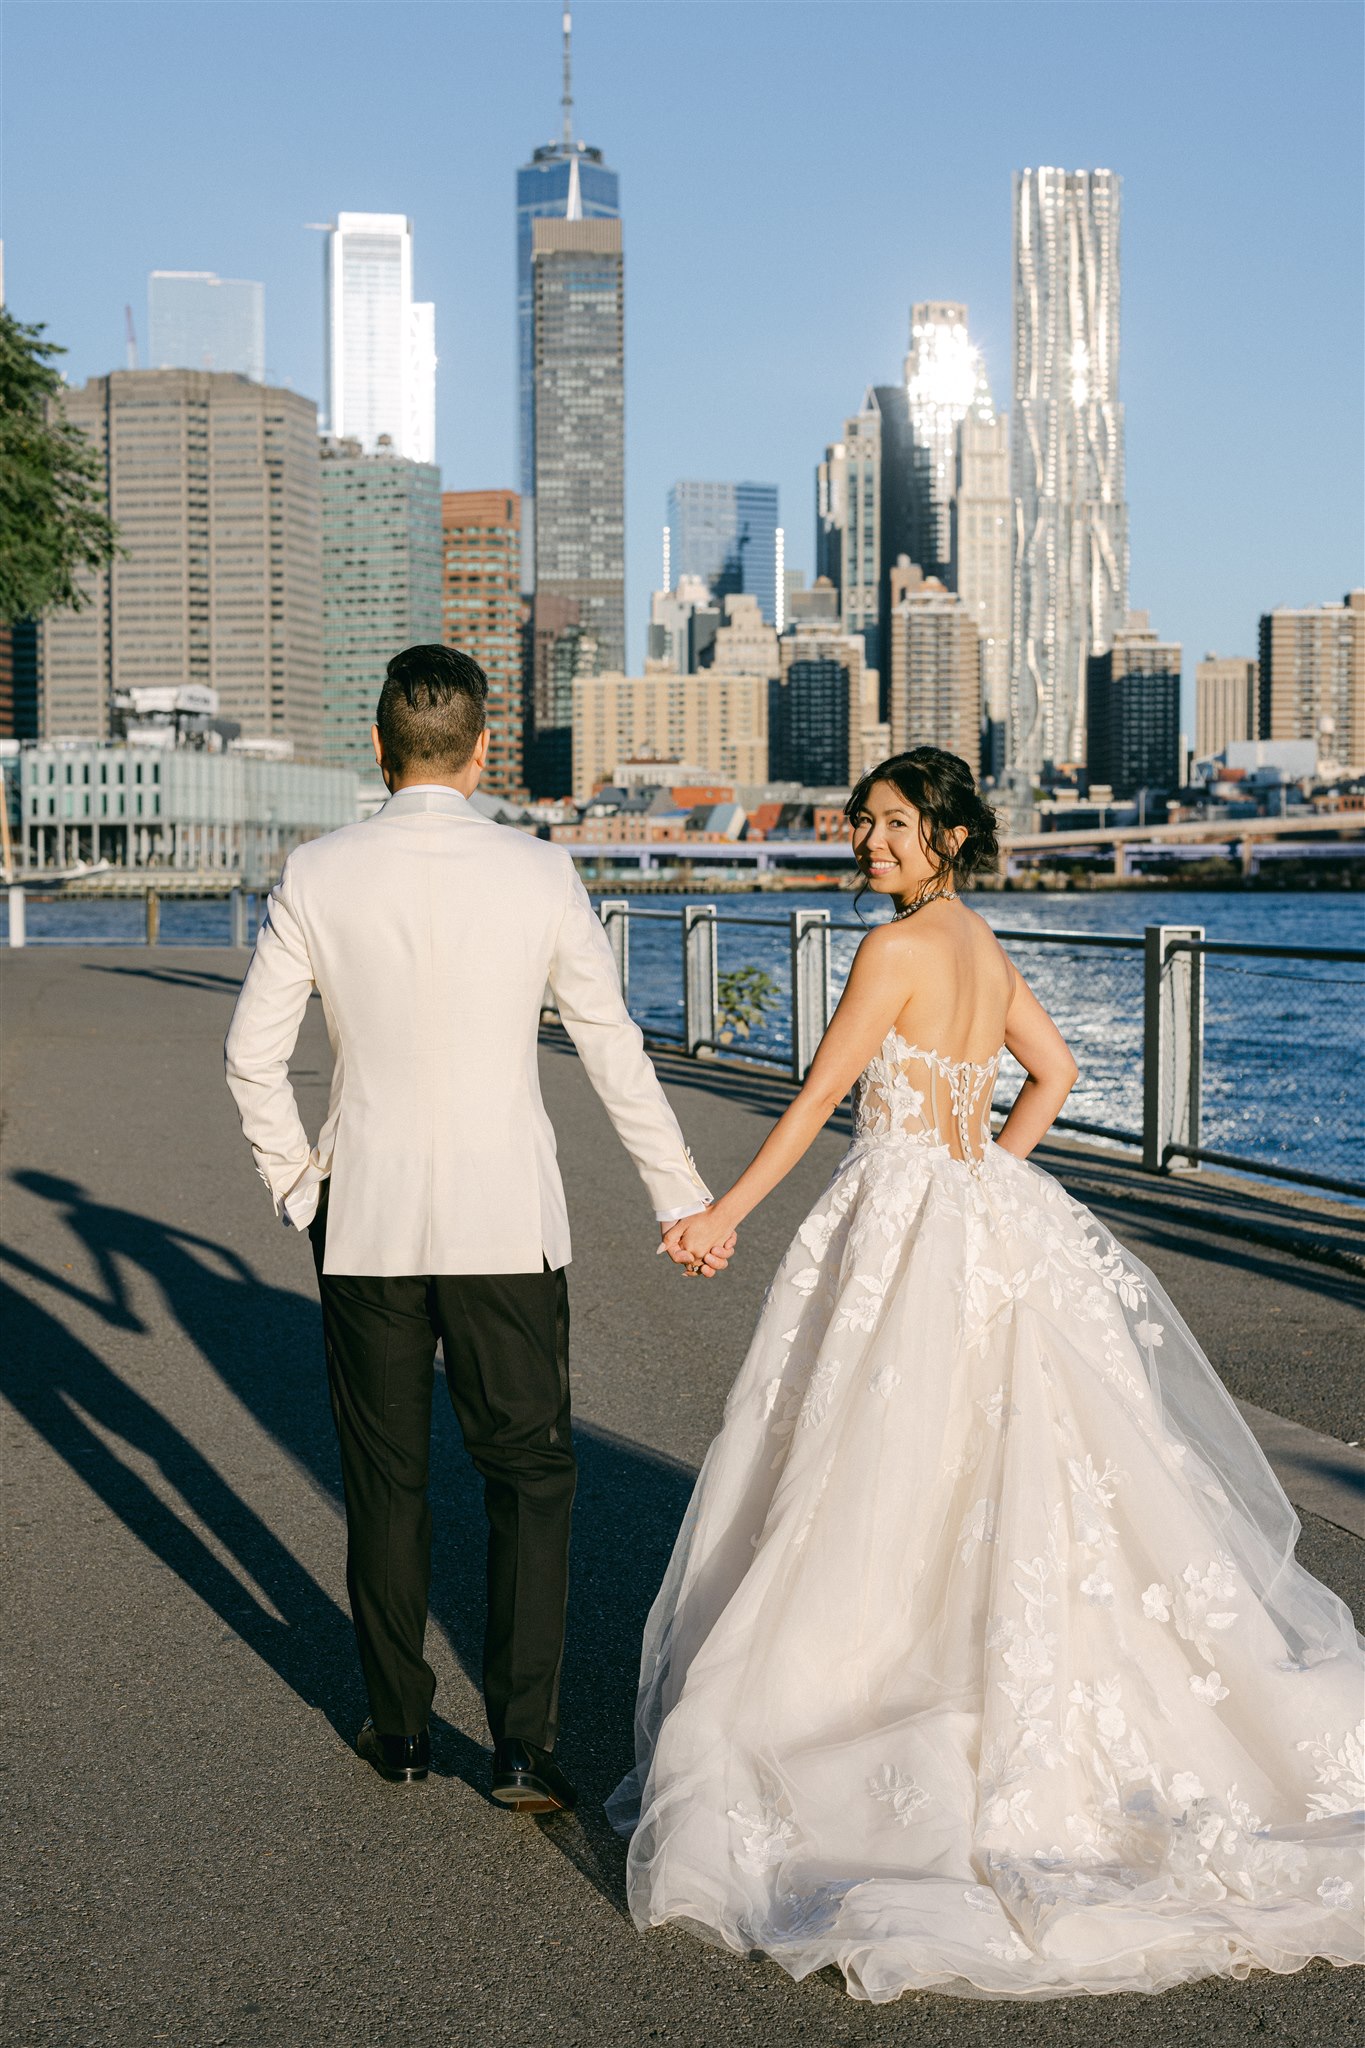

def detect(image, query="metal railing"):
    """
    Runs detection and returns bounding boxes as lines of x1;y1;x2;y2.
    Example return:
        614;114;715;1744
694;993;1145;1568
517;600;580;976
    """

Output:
7;880;1359;1201
5;880;257;949
592;900;1365;1201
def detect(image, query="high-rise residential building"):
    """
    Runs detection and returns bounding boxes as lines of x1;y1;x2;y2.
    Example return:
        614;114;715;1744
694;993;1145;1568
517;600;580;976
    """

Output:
324;213;435;463
788;575;840;625
953;398;1011;780
516;8;620;583
708;593;779;680
38;371;322;752
647;574;712;672
1010;168;1128;781
902;302;995;582
441;491;525;799
770;623;876;788
319;440;441;781
1258;591;1365;772
824;392;882;674
571;668;767;800
1195;655;1258;761
886;564;981;778
525;593;598;798
531;215;625;672
664;481;781;625
148;271;265;382
1086;612;1181;799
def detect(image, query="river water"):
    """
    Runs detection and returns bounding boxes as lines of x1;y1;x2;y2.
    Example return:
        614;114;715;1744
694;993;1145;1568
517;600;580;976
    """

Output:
5;887;1362;1188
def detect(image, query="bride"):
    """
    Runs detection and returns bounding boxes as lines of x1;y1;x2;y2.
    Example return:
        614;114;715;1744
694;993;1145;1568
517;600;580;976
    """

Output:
610;746;1363;2003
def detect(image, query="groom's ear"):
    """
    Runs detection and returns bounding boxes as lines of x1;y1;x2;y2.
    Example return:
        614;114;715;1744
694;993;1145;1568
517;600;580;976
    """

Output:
371;723;384;770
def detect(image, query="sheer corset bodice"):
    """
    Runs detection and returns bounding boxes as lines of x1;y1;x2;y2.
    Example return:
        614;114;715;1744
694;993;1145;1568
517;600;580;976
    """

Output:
853;1027;1001;1168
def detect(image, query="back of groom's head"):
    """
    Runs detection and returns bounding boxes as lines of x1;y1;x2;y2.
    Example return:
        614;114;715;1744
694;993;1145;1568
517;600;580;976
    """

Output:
375;644;488;777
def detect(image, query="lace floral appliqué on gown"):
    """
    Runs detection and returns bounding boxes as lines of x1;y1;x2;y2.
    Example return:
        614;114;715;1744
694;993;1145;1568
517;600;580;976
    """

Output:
608;1030;1364;2002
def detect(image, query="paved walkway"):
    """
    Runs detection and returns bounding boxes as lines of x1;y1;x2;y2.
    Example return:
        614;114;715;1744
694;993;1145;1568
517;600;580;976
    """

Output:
2;949;1361;2048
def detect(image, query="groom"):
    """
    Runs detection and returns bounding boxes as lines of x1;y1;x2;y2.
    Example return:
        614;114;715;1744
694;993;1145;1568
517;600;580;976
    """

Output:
225;644;732;1810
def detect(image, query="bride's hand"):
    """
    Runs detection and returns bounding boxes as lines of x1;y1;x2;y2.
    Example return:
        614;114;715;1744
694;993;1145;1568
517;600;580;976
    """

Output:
660;1209;738;1277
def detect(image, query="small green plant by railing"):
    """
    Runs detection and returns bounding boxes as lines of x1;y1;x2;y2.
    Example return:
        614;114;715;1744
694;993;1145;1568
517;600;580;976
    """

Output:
715;964;781;1046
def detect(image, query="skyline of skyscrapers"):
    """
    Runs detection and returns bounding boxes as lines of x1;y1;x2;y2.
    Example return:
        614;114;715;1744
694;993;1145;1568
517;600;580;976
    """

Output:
148;270;265;382
31;12;1361;801
1009;166;1129;783
324;212;435;464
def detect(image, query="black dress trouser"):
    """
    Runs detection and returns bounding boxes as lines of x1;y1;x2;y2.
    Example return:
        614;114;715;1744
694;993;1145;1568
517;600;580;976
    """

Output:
309;1181;575;1748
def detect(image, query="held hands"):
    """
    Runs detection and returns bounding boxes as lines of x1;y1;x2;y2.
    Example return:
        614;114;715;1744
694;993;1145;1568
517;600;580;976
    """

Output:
658;1204;737;1279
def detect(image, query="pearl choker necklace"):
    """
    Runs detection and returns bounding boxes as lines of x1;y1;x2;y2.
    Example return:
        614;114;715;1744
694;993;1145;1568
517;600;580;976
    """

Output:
891;890;958;922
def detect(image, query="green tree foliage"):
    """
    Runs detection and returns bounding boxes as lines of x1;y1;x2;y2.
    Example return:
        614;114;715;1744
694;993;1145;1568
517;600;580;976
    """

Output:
0;310;121;621
716;963;781;1043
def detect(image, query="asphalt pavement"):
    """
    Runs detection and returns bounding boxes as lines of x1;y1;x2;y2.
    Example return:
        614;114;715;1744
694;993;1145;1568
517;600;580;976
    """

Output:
1;947;1361;2048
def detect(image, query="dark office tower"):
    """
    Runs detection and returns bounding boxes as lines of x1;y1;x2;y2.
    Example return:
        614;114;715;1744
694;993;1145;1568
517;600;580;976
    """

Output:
531;216;625;674
769;626;869;788
524;592;597;799
1086;612;1181;799
665;481;781;626
9;621;39;739
768;656;850;787
516;8;620;586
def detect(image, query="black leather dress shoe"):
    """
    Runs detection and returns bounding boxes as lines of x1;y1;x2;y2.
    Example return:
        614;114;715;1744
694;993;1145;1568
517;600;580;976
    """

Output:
490;1738;577;1813
357;1718;430;1783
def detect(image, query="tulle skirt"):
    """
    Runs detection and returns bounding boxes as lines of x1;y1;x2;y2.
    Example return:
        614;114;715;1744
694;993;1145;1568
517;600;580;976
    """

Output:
609;1136;1364;2001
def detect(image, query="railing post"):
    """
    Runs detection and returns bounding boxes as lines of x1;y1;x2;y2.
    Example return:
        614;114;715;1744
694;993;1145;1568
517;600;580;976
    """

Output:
229;886;247;949
145;889;160;947
7;884;25;949
683;903;717;1056
1143;923;1204;1172
600;898;630;999
791;907;831;1080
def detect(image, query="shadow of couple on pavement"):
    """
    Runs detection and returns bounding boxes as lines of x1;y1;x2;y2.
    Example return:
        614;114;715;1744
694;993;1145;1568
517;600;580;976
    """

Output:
1;1168;695;1913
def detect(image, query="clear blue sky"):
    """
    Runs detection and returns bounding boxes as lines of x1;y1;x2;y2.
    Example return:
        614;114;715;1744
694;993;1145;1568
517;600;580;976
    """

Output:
4;1;1362;710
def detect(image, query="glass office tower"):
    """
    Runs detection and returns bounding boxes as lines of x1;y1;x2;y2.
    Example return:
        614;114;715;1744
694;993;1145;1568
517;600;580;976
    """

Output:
324;213;436;464
148;271;264;382
531;217;625;674
664;481;780;626
516;146;619;584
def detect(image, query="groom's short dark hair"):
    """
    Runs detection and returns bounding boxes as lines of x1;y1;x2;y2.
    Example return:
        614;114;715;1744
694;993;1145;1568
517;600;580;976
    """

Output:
376;644;488;774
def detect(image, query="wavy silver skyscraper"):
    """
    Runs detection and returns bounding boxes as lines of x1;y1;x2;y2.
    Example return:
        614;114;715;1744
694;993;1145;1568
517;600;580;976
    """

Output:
1010;168;1128;779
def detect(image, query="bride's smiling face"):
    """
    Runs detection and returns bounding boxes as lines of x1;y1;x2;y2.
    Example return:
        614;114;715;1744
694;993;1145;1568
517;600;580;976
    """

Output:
849;780;957;899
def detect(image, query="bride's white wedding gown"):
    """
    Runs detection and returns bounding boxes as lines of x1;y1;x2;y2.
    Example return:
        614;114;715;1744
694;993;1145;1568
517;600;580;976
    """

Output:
609;1029;1364;2002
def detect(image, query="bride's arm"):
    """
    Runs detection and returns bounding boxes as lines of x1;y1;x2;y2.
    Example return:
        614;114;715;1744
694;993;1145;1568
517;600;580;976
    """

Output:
662;925;911;1264
993;965;1080;1160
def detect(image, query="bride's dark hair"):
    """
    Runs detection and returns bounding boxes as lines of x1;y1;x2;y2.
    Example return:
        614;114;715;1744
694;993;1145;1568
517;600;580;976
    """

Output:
844;748;999;909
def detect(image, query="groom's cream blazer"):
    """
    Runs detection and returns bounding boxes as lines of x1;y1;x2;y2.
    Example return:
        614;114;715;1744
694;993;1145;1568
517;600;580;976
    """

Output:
224;786;710;1276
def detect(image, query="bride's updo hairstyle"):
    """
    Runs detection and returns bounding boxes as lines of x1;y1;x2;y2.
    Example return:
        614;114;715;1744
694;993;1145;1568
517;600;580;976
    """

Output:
844;746;999;891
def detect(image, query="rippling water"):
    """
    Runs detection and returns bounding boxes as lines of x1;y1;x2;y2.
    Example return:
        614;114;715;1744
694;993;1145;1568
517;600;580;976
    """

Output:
591;889;1365;1190
5;887;1361;1188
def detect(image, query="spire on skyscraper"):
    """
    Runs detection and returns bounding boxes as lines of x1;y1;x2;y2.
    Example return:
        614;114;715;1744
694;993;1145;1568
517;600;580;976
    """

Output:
562;9;574;149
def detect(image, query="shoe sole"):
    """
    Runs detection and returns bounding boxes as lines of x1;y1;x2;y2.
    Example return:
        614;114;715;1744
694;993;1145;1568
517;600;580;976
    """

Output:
491;1779;572;1814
